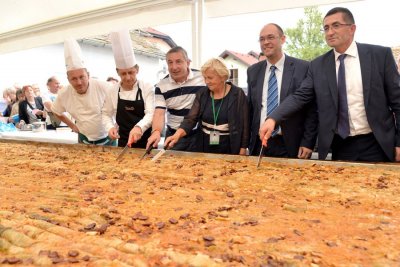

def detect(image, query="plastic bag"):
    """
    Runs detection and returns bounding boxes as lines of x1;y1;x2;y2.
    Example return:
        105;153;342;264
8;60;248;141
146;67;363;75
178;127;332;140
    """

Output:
0;122;17;132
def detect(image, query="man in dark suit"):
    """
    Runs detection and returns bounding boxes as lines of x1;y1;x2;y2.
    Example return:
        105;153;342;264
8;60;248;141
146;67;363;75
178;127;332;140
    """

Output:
260;7;400;162
248;23;318;158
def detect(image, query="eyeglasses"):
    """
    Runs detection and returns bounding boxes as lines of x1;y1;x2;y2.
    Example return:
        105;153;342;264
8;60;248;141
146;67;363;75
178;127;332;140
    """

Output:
322;22;352;33
258;35;280;43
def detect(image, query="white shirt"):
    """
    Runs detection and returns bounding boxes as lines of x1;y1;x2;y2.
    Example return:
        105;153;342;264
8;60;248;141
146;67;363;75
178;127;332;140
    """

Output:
102;80;155;133
42;91;64;126
335;41;372;136
51;79;109;141
42;91;57;106
260;55;285;128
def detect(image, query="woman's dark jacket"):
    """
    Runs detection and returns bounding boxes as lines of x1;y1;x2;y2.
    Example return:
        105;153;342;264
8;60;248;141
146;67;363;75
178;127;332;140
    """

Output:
19;97;45;124
180;82;249;154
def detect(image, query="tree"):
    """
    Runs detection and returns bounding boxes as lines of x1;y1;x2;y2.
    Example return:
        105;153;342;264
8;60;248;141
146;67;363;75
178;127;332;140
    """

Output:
285;6;330;61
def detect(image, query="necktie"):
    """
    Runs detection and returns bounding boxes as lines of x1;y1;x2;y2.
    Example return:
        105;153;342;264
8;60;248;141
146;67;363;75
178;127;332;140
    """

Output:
337;54;350;139
267;65;278;117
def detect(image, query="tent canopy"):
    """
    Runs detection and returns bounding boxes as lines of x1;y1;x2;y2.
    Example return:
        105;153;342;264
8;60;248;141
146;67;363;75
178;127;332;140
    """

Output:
0;0;361;64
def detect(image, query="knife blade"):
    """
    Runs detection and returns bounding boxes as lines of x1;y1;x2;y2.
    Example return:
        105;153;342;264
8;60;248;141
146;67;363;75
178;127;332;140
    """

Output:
116;144;129;161
257;131;277;168
151;144;169;162
140;142;155;161
256;145;264;168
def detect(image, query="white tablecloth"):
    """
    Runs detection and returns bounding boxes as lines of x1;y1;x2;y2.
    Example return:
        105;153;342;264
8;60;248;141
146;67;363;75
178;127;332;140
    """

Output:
0;129;78;144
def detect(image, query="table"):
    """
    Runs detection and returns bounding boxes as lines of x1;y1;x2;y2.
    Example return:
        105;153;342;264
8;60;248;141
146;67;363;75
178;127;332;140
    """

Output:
0;129;78;144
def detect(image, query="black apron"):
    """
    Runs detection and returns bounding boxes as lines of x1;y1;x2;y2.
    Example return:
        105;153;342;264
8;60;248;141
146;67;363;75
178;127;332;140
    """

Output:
116;84;151;148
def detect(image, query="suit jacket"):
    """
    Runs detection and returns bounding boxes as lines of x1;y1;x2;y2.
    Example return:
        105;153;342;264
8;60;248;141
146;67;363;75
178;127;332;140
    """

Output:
270;43;400;161
19;97;45;124
247;55;318;157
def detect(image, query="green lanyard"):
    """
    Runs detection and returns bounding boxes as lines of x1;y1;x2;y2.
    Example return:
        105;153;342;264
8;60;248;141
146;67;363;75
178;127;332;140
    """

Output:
211;84;227;126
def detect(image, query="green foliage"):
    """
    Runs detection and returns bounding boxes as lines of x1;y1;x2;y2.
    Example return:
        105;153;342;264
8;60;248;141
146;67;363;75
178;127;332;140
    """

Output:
285;6;330;61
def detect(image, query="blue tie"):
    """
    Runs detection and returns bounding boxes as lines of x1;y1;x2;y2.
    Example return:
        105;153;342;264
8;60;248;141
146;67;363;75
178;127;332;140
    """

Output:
337;54;350;139
267;65;278;117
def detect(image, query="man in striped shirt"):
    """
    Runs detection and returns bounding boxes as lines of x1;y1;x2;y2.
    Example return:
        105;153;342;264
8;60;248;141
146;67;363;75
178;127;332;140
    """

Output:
147;46;205;151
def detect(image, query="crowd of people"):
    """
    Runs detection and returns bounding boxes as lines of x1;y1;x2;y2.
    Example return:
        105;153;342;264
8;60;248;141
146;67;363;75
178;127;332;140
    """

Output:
1;7;399;162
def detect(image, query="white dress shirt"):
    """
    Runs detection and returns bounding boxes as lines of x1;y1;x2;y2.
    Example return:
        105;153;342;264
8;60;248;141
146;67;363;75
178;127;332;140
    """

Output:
335;41;372;136
260;55;285;129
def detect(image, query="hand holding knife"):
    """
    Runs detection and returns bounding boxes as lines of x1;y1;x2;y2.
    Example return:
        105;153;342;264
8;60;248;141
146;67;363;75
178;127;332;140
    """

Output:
140;140;156;160
257;130;277;168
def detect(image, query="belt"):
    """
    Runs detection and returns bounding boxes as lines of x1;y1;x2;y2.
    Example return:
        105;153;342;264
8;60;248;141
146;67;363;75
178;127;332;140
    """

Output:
78;133;113;145
202;128;230;136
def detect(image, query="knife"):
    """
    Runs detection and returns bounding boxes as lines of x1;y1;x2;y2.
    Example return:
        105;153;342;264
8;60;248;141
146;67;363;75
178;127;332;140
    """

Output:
140;141;156;161
116;144;129;161
256;145;264;168
151;144;169;162
257;131;277;168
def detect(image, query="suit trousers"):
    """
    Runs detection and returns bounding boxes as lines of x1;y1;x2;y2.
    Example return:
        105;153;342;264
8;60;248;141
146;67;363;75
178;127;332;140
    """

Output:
253;134;289;158
331;133;389;162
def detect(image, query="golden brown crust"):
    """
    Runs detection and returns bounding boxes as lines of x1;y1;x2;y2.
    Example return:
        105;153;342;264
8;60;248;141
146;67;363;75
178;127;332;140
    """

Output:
0;142;400;266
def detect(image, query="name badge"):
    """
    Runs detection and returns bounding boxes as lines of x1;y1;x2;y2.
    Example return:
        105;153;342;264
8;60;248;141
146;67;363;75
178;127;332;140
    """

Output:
210;131;220;145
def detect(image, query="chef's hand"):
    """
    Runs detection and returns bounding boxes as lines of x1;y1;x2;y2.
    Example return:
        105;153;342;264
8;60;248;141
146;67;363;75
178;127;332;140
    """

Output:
108;127;119;140
71;124;79;133
298;146;313;159
128;126;143;147
259;118;276;147
146;130;161;150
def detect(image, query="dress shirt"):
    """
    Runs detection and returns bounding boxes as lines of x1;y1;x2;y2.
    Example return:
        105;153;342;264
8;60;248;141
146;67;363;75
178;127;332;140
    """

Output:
260;54;285;128
334;41;372;136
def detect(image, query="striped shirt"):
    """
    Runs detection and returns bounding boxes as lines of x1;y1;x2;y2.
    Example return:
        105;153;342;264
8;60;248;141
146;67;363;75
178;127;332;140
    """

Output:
155;69;205;130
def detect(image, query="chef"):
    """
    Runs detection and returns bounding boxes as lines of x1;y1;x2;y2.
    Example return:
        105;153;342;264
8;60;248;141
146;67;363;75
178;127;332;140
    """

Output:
52;38;114;145
102;29;154;148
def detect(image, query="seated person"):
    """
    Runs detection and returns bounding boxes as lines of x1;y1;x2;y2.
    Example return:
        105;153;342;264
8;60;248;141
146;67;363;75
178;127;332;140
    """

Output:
8;89;25;124
164;58;249;155
18;85;45;125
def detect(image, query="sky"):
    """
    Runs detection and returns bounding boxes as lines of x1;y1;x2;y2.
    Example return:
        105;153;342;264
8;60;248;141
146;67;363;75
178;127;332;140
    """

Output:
155;0;399;62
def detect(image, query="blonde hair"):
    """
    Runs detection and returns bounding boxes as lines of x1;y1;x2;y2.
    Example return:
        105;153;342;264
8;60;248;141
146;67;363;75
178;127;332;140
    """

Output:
201;57;230;81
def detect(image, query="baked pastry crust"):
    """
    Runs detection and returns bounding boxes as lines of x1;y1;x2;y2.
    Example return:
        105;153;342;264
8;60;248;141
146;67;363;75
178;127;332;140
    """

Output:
1;141;399;266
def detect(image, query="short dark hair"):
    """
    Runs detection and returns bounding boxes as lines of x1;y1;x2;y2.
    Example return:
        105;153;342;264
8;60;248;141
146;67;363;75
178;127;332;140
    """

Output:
324;7;355;24
47;76;56;84
166;46;189;61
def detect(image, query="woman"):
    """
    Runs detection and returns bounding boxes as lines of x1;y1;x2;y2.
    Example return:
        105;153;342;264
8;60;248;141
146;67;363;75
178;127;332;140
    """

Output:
164;57;248;155
8;88;25;124
18;85;45;125
2;87;16;117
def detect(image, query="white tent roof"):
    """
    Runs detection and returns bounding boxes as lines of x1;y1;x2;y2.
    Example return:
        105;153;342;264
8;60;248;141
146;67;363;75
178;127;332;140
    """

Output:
0;0;361;62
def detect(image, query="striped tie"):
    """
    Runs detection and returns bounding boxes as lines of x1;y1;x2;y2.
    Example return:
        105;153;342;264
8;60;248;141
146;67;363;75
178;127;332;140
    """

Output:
267;65;278;116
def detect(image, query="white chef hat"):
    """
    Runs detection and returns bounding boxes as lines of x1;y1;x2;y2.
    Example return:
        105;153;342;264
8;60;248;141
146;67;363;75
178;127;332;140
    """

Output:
110;29;136;69
64;38;85;71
